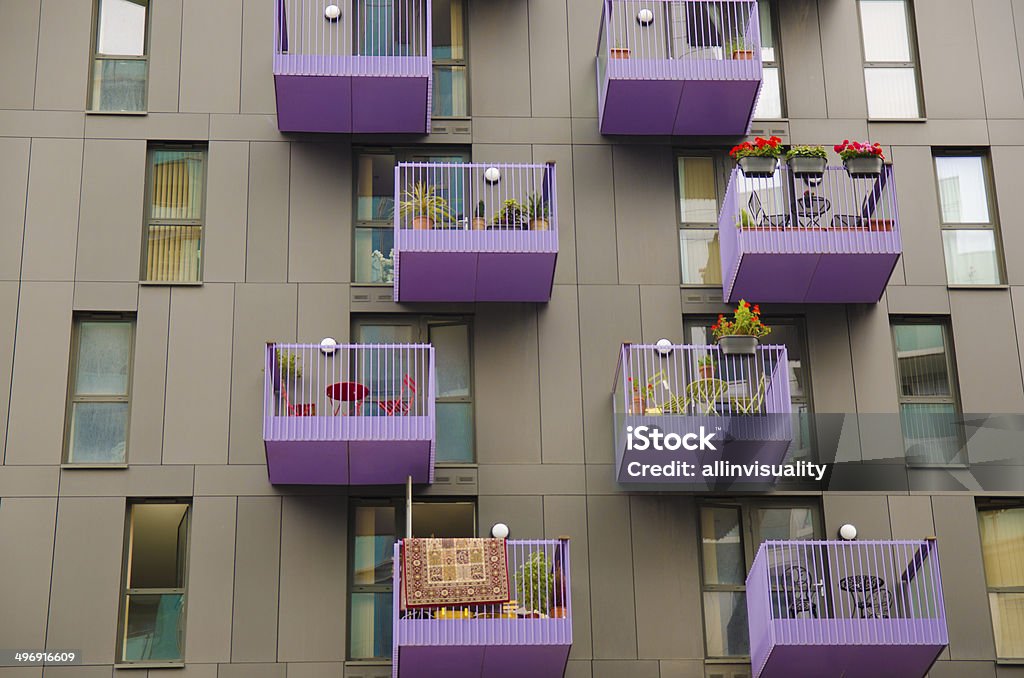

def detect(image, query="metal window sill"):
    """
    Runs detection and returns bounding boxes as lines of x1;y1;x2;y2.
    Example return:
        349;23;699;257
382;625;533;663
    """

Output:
61;463;129;470
115;662;184;670
86;110;149;116
868;117;927;123
997;659;1024;666
946;284;1008;290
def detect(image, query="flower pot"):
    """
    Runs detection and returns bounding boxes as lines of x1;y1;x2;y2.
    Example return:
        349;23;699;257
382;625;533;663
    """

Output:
472;217;487;231
737;156;778;178
787;156;826;178
699;365;715;380
844;156;883;178
732;49;755;60
631;396;646;415
412;216;434;230
530;218;549;231
551;606;568;619
717;335;759;355
610;47;631;59
868;218;894;232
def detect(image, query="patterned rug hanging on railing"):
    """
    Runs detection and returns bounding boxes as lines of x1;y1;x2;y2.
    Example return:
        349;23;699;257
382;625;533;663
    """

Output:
401;538;510;608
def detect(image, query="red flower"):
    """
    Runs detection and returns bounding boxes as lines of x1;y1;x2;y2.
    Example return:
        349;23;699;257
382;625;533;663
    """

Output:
753;304;761;313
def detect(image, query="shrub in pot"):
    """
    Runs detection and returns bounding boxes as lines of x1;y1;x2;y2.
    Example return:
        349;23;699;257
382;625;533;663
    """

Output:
730;136;782;178
712;300;772;355
526;193;550;231
726;37;755;60
472;200;487;230
785;145;827;178
399;182;452;230
515;550;555;617
493;199;525;229
835;140;885;178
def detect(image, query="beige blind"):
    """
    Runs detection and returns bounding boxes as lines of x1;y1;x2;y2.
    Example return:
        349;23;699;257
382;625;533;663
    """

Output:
150;150;205;221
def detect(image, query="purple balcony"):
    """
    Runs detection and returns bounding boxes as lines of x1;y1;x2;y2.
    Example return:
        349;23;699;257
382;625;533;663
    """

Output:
718;165;902;303
393;539;572;678
612;343;792;486
597;0;762;135
747;539;948;678
262;343;435;485
274;0;431;133
393;163;558;303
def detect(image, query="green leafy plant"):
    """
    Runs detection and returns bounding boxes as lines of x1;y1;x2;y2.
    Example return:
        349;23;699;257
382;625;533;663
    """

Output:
399;182;452;222
726;36;751;54
698;355;715;367
276;348;302;379
515;550;555;615
493;199;525;226
730;136;783;160
627;370;665;399
712;300;772;340
737;209;755;229
525;193;549;221
475;200;486;219
785;145;827;160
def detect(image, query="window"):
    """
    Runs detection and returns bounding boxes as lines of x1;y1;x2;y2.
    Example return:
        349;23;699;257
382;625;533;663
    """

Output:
90;0;149;112
677;156;723;286
349;499;475;659
432;0;468;117
142;145;207;283
118;502;189;663
891;319;964;465
934;152;1004;285
353;316;474;462
354;149;470;284
699;500;822;658
685;316;815;460
753;0;784;119
858;0;922;118
64;315;135;464
978;503;1024;660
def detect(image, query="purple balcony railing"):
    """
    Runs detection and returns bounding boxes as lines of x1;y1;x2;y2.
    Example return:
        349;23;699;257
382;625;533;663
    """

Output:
393;538;572;678
747;539;948;678
612;343;791;486
393;162;558;303
597;0;762;135
273;0;431;133
263;342;435;485
718;165;902;303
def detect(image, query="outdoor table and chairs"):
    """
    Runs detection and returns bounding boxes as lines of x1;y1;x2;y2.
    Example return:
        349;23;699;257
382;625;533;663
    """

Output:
840;574;894;618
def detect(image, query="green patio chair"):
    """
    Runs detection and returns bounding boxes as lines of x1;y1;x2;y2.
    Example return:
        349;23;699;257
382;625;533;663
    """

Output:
730;374;770;415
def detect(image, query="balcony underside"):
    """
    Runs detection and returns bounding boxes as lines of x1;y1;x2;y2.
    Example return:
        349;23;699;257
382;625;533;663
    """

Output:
274;65;428;133
264;420;432;485
396;250;557;303
726;251;901;304
397;643;570;678
601;71;759;135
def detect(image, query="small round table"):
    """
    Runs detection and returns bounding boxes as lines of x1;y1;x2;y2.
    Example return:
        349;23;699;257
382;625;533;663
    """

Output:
840;575;888;618
326;382;369;416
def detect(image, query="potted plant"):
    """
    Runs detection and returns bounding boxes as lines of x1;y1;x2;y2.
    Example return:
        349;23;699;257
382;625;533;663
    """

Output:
472;200;487;230
525;193;550;231
492;199;525;229
515;550;555;617
737;208;755;230
726;37;755;60
730;136;782;178
276;348;302;380
785;145;827;178
399;182;451;230
610;44;631;59
627;377;655;414
712;300;771;355
698;355;715;379
835;140;885;178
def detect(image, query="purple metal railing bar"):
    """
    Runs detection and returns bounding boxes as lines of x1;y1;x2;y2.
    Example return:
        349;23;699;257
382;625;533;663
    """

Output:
393;539;573;678
718;165;903;303
393;162;559;302
747;539;948;678
597;0;762;135
263;343;436;483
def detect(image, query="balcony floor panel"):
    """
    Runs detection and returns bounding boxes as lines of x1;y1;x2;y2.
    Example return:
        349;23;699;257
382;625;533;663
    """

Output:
760;642;944;678
601;75;759;135
398;644;570;678
264;438;431;485
274;73;428;133
396;251;556;302
729;252;900;304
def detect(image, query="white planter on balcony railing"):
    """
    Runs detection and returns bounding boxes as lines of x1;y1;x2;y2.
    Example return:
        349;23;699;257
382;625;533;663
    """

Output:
738;156;779;178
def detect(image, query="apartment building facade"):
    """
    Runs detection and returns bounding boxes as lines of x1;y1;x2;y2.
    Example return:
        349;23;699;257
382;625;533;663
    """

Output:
0;1;1023;677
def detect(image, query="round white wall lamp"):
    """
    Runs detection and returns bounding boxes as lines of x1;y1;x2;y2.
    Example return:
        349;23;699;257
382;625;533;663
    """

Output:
483;167;502;184
324;4;341;21
838;523;858;541
320;337;338;355
637;8;654;26
655;338;674;356
491;523;510;539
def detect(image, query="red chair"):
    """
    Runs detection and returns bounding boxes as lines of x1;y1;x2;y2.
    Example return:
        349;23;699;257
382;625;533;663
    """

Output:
281;386;316;416
378;375;417;416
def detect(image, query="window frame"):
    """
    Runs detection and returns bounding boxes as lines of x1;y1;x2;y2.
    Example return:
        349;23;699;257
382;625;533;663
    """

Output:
88;0;151;113
63;313;136;466
977;500;1024;661
351;315;476;464
352;147;472;285
697;499;823;661
140;143;208;285
116;500;191;666
676;152;728;288
753;0;786;120
890;317;965;466
932;149;1005;285
856;0;925;120
431;0;470;119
